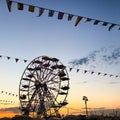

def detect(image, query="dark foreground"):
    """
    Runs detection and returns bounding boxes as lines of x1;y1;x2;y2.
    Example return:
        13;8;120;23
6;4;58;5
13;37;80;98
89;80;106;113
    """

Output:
0;115;119;120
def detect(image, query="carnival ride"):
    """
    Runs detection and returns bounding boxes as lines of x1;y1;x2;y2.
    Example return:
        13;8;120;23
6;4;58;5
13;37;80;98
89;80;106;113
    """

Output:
19;56;70;119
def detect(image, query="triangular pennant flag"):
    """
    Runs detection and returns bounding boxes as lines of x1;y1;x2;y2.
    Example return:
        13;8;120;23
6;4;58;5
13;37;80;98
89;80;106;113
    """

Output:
6;0;12;12
102;22;108;26
109;74;113;77
84;70;87;74
28;5;35;12
98;72;101;75
77;69;79;72
68;14;73;21
91;71;94;74
7;56;10;60
48;10;54;17
93;20;100;25
69;68;72;72
103;73;107;76
58;12;64;19
24;60;27;63
108;24;116;31
85;18;92;22
38;8;44;16
15;58;19;62
17;3;24;10
74;16;83;26
115;75;118;78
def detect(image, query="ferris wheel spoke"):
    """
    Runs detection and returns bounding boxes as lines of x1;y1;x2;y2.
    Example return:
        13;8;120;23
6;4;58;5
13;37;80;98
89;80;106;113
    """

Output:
42;70;53;83
48;86;59;92
44;74;59;84
45;89;57;105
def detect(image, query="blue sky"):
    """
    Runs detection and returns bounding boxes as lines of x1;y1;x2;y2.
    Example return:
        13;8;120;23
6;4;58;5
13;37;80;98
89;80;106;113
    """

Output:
0;0;120;115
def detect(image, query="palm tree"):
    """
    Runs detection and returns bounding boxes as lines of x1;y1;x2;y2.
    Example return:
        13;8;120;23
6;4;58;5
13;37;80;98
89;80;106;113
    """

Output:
83;96;88;117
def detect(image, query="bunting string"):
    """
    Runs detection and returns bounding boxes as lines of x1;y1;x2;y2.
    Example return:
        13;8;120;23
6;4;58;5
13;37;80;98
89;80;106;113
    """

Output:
0;100;18;105
0;91;19;105
68;67;120;78
5;0;120;31
0;54;119;78
0;54;29;63
1;91;18;97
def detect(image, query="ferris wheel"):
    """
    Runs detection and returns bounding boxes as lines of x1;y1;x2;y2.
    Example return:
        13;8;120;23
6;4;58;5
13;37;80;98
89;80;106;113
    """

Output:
19;56;70;118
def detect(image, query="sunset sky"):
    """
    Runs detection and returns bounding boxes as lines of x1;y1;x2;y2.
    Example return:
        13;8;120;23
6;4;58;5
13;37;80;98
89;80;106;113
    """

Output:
0;0;120;117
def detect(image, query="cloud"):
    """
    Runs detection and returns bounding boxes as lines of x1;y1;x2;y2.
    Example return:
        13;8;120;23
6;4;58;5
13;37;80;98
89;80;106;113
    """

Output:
0;107;20;114
70;57;89;66
102;47;120;64
69;47;120;68
108;82;119;84
83;81;88;84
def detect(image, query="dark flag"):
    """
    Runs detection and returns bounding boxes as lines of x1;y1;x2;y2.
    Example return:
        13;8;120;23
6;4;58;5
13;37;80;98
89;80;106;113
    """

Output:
74;16;83;26
102;22;108;26
38;8;45;16
103;73;107;76
48;10;54;17
98;72;101;75
93;20;100;25
6;0;12;12
18;3;24;10
91;71;94;74
24;60;27;63
7;56;10;60
108;24;116;31
69;68;72;72
85;18;92;22
84;70;87;74
15;58;19;62
68;14;73;21
77;69;79;72
28;5;35;12
58;12;64;19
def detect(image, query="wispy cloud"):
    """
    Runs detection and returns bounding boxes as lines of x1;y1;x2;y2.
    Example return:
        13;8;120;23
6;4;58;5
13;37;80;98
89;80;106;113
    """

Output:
108;82;119;84
69;47;120;68
0;107;20;114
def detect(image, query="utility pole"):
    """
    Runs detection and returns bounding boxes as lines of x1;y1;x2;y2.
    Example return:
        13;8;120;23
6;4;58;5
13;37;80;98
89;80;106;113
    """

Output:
83;96;88;117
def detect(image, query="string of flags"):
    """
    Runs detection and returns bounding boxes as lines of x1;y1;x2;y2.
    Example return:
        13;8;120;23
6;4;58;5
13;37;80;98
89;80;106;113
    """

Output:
0;54;29;63
0;100;18;105
1;91;18;97
0;54;119;78
5;0;120;31
0;91;19;105
68;67;120;78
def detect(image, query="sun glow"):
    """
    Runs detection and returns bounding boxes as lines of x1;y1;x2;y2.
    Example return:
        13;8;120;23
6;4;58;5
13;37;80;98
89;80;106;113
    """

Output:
0;111;17;118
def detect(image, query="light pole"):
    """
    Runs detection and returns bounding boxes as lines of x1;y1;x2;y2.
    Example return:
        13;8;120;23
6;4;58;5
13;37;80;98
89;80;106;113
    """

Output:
83;96;88;117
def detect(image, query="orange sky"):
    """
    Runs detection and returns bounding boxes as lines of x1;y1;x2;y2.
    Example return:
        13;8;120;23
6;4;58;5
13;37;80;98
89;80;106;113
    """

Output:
0;111;17;118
